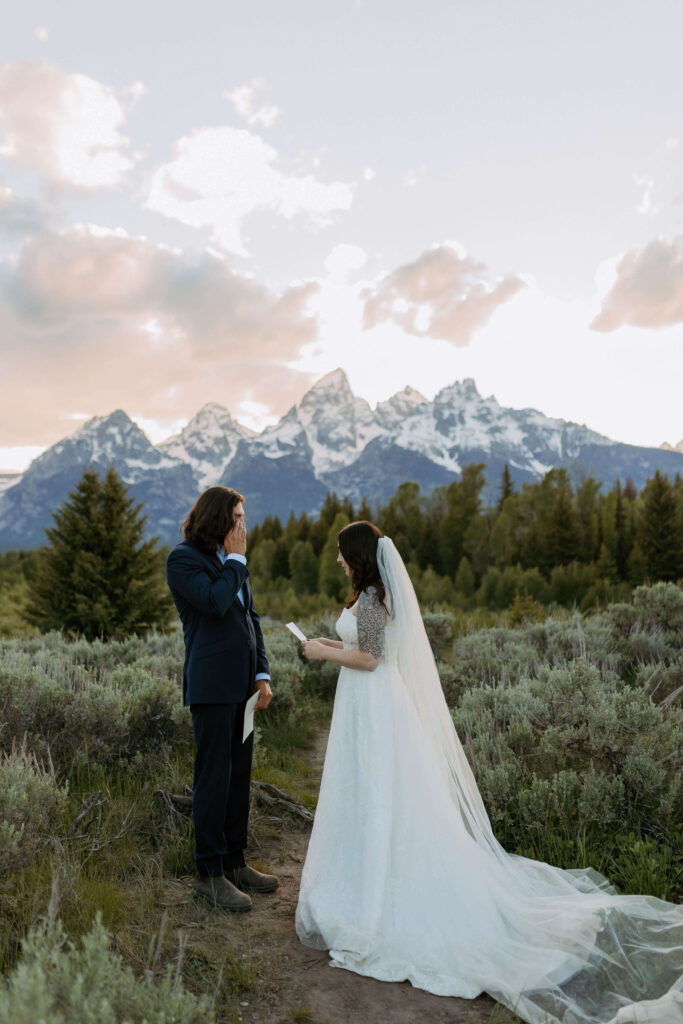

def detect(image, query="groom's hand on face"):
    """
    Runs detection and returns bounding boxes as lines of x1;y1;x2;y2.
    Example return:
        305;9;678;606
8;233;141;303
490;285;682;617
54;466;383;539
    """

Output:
224;513;247;556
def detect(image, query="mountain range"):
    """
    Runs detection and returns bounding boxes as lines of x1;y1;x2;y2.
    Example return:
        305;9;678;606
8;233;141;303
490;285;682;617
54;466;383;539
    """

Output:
1;369;682;551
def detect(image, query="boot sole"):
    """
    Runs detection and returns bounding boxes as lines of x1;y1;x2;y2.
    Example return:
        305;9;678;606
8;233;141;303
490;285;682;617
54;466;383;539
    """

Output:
226;877;279;894
193;889;252;912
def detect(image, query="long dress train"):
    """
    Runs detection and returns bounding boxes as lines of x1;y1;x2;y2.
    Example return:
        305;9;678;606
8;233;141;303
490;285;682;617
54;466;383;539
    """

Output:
295;558;683;1024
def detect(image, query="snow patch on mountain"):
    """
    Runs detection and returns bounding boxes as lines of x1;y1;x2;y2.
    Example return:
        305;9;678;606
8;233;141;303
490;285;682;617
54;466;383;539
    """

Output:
159;403;254;488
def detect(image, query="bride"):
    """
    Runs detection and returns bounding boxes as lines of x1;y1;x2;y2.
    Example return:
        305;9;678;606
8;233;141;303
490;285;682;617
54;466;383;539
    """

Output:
295;521;683;1024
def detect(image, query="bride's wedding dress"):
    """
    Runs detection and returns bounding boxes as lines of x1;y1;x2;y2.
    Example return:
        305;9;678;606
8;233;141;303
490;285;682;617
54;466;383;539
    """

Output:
295;539;683;1024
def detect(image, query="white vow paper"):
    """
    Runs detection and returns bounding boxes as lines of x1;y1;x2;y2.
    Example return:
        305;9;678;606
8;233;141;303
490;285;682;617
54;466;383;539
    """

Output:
286;621;308;643
242;690;260;743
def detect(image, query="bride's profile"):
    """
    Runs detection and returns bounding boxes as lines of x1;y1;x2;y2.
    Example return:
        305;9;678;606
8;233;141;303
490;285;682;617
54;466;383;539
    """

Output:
295;521;683;1024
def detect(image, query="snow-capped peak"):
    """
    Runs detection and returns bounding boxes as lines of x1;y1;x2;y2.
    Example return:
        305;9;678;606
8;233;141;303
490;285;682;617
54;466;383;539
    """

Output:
25;409;183;484
159;402;254;489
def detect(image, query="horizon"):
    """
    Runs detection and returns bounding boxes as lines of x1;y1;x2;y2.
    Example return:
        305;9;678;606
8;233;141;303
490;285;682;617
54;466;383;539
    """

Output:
2;2;683;472
2;366;682;477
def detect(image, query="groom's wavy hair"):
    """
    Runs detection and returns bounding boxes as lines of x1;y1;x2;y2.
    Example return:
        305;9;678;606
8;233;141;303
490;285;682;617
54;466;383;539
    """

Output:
338;521;388;611
182;486;245;556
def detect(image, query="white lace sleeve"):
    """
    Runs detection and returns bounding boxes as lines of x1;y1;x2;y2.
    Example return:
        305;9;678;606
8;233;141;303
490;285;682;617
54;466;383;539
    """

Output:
357;588;385;660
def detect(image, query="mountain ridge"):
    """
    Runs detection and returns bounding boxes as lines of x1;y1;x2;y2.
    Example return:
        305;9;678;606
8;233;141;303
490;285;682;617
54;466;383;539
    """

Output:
1;370;682;550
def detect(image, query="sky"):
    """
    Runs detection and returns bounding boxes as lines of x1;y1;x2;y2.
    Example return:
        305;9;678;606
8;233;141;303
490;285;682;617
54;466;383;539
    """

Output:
1;0;682;471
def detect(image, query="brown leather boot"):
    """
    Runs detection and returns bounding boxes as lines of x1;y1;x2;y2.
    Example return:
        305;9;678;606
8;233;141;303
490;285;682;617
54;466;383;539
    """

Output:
193;873;252;911
225;864;279;893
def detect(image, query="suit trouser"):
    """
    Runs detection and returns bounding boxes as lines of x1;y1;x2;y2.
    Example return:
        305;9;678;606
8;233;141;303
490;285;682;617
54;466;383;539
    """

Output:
190;699;254;877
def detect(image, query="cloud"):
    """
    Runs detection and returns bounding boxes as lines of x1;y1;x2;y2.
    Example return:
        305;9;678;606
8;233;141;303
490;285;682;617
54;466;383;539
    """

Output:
0;222;319;445
362;242;526;345
146;125;355;255
634;175;658;216
591;238;683;331
0;60;139;189
34;27;49;42
223;78;281;129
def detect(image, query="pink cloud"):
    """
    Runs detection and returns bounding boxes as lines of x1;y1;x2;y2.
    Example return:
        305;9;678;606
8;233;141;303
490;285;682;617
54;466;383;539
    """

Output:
362;243;525;345
591;238;683;331
0;224;319;445
0;60;138;190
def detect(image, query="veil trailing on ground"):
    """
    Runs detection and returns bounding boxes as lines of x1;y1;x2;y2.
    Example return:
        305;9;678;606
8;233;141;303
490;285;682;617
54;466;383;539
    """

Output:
376;536;683;1024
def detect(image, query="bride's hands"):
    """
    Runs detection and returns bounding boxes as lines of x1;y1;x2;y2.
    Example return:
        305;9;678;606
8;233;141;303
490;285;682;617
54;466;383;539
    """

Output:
302;640;326;661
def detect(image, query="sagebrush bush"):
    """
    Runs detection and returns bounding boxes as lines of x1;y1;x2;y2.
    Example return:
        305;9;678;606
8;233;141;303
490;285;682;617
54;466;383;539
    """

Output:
0;635;192;776
452;659;682;844
0;744;68;877
0;914;214;1024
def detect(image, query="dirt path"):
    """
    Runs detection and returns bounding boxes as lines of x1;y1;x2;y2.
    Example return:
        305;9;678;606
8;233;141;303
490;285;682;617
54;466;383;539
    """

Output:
159;727;517;1024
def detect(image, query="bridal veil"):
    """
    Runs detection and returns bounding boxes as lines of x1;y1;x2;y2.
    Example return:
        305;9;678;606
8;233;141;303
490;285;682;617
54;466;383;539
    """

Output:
376;536;683;1024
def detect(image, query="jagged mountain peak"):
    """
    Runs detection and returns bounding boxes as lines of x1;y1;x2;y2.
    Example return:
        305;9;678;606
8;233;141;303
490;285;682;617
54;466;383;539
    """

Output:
299;367;354;408
159;402;254;489
434;377;484;404
660;439;683;454
76;408;140;435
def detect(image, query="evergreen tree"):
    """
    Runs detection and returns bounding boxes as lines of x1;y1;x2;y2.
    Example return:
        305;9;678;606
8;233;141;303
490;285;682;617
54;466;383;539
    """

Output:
454;556;475;598
623;478;638;503
614;481;630;579
318;512;350;601
289;540;318;594
357;497;373;522
497;464;515;511
27;467;173;640
546;481;580;570
638;471;683;581
575;477;601;563
627;541;648;585
438;463;486;576
271;538;291;579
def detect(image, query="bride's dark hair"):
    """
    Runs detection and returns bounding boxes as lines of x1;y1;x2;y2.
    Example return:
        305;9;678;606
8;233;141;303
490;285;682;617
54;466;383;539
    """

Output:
338;521;388;610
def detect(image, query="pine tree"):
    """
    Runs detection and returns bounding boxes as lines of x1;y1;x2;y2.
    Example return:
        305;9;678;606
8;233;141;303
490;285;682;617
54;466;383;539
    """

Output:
638;471;683;581
289;540;319;594
454;556;475;598
497;464;515;511
318;512;350;601
614;481;629;579
357;497;373;522
627;541;648;585
26;467;173;640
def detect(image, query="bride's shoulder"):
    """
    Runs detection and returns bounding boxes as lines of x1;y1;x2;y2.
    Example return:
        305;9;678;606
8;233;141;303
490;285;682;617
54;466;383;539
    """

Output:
359;585;391;619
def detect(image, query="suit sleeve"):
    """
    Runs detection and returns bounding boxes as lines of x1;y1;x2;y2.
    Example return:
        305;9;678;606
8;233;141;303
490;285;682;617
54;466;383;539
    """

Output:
246;583;270;679
166;546;248;618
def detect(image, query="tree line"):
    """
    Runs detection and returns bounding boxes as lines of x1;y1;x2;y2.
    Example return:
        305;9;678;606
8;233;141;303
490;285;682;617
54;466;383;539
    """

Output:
245;464;683;611
0;463;681;640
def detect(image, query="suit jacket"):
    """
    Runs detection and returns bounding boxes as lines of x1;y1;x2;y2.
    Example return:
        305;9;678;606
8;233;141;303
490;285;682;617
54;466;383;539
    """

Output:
166;539;270;706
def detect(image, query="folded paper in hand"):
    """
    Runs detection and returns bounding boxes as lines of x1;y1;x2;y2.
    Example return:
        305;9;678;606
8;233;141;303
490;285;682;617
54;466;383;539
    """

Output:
286;621;308;643
242;690;260;743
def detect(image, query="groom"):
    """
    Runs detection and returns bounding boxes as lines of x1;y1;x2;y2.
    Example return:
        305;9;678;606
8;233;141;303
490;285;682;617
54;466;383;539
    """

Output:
166;485;278;911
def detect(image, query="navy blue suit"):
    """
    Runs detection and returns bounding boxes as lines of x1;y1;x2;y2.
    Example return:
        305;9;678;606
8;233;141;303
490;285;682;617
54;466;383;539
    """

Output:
166;540;270;876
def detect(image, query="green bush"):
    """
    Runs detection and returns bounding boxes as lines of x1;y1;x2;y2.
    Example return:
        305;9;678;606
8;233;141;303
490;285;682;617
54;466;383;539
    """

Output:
0;745;68;877
452;659;681;848
0;634;192;778
0;915;213;1024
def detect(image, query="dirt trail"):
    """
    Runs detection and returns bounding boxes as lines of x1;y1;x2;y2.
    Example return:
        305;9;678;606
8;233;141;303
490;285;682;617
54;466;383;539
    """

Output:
159;727;515;1024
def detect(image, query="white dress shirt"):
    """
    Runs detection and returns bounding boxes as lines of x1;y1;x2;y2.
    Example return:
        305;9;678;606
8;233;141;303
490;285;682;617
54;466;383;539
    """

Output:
217;547;270;683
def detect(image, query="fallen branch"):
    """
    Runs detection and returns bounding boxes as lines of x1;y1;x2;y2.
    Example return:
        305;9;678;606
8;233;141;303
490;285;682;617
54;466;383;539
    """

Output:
251;781;314;822
155;781;314;823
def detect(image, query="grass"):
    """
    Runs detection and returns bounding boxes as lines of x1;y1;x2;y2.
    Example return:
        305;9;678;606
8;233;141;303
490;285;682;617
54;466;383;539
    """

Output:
1;602;681;1022
287;1005;316;1022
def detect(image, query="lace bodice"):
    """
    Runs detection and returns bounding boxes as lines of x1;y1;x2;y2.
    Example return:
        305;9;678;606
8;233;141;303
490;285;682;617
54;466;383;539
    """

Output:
335;593;396;666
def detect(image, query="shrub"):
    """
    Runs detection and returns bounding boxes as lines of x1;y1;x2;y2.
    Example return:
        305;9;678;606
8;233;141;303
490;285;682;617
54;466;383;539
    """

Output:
0;915;214;1024
452;660;682;848
0;635;192;778
0;744;68;877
